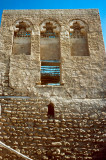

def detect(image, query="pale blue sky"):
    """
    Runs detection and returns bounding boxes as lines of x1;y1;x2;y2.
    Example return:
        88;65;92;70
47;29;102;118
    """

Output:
0;0;106;49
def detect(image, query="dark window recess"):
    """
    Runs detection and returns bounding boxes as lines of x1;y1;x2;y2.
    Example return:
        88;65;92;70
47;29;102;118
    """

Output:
47;102;54;118
41;60;60;85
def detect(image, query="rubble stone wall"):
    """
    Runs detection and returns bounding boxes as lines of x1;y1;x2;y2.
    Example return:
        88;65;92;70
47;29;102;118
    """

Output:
0;98;106;160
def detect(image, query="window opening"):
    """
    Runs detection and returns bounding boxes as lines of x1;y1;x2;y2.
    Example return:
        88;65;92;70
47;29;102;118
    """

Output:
70;21;89;56
40;21;61;85
47;102;54;118
41;60;60;85
13;21;31;55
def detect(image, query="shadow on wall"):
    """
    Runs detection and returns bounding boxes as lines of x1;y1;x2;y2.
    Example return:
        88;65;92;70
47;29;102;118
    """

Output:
92;146;106;160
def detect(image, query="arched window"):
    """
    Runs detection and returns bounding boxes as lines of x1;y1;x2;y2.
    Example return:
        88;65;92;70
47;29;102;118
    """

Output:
40;20;61;85
70;20;89;56
47;102;55;118
12;20;32;55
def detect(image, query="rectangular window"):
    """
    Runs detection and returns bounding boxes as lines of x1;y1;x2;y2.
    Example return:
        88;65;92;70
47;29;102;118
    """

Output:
40;21;61;85
41;60;60;85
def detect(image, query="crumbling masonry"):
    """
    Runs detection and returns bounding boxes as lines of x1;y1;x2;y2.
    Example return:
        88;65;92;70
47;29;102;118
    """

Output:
0;9;106;160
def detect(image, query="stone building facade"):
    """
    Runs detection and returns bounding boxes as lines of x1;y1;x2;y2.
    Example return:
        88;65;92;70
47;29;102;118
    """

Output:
0;9;106;160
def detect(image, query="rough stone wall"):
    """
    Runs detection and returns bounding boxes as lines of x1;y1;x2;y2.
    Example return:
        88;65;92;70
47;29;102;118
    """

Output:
0;98;106;160
0;9;105;98
103;55;106;97
0;9;106;160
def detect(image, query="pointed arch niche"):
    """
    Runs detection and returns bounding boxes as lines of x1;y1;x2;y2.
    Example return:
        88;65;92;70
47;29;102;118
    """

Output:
12;20;33;55
69;20;89;56
40;20;61;85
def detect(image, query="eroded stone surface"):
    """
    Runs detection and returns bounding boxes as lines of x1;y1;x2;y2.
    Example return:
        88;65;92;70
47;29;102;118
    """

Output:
0;9;106;160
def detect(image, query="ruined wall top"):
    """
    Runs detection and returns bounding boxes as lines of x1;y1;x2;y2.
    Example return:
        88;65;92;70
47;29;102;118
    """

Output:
2;9;99;14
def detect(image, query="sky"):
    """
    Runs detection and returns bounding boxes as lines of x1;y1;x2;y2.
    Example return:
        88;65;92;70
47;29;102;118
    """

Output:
0;0;106;49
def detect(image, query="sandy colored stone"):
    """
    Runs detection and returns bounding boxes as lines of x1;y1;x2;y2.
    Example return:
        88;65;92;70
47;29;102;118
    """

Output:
0;9;106;160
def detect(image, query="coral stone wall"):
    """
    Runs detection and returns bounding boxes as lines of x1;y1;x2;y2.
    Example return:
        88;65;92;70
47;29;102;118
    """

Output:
0;98;106;160
0;9;106;160
0;9;105;97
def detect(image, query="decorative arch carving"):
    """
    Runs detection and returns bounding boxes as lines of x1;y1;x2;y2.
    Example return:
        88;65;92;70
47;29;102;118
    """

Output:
40;20;60;38
13;19;33;34
69;19;88;35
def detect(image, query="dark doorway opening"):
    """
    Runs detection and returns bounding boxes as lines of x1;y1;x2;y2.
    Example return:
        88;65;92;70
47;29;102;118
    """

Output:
47;102;55;118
